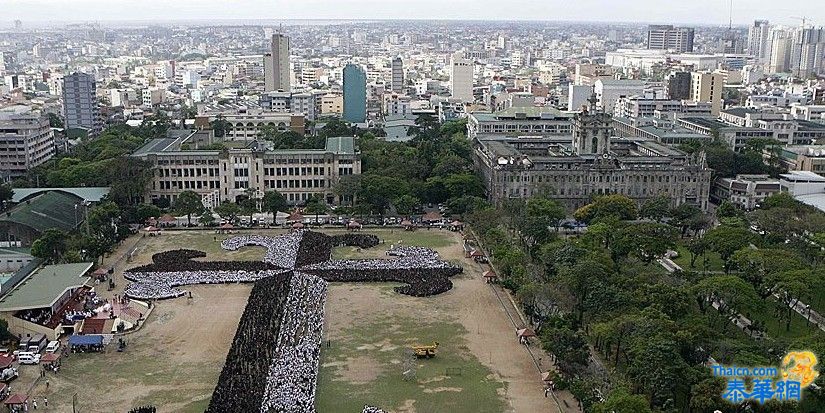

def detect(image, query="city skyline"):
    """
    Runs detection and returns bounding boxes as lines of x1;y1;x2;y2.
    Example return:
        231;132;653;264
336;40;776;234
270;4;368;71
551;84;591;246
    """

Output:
3;0;824;27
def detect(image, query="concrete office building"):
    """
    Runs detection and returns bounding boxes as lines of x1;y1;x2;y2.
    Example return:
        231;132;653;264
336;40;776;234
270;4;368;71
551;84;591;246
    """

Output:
690;72;724;116
63;72;101;136
194;109;306;140
264;34;290;92
391;57;404;93
0;106;55;180
667;71;692;100
568;85;593;112
449;52;474;102
647;25;695;53
593;79;646;114
467;107;574;140
471;101;711;211
343;63;367;124
132;132;360;207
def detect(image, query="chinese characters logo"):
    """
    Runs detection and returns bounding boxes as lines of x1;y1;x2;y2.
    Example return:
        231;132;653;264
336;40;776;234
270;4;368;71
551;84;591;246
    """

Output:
712;350;819;404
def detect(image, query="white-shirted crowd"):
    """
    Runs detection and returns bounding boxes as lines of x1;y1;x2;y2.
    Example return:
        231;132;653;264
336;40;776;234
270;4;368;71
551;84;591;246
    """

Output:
260;272;327;412
124;270;286;300
221;232;302;268
362;406;387;413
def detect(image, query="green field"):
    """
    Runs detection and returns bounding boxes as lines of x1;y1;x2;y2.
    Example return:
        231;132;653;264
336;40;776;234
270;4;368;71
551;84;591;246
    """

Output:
316;310;507;413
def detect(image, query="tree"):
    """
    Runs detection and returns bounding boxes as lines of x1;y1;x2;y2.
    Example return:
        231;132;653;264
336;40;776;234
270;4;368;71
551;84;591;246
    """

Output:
47;113;64;129
214;202;240;223
593;388;652;413
517;197;565;250
198;210;216;226
716;201;741;219
639;196;671;222
574;194;638;223
767;270;813;331
210;114;231;138
616;223;677;264
304;195;328;224
31;229;68;264
174;191;205;226
686;237;708;268
692;275;762;328
704;225;755;272
262;191;288;222
0;184;13;211
393;194;419;216
136;203;162;223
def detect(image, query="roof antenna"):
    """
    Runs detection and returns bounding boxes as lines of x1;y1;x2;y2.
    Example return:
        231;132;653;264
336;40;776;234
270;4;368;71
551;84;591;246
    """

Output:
729;0;733;30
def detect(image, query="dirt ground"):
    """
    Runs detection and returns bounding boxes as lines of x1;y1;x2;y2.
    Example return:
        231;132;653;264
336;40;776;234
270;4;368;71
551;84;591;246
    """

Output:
10;229;578;412
319;230;580;413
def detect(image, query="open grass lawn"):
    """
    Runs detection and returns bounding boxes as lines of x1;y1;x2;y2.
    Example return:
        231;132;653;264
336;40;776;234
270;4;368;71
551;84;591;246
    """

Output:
316;306;507;413
671;242;726;273
746;298;825;340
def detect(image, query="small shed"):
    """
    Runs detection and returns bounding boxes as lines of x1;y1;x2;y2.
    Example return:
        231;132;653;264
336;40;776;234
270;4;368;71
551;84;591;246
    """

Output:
4;393;26;407
41;352;61;368
158;214;176;225
400;219;416;231
517;328;537;344
449;220;464;231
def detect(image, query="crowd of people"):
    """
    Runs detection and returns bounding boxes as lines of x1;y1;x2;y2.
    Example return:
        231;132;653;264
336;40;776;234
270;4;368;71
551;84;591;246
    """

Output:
362;406;387;413
260;272;327;412
124;269;285;300
206;274;292;412
221;232;302;268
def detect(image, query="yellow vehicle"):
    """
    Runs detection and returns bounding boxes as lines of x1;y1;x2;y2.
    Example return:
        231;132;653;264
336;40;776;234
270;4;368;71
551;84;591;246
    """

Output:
412;342;439;358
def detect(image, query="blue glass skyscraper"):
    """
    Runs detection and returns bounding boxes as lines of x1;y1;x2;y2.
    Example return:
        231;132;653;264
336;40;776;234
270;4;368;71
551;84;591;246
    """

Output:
343;63;366;123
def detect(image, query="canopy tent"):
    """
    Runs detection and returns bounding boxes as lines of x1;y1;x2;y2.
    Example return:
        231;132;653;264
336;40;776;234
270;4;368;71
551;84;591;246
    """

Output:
347;220;362;229
422;211;443;222
220;223;234;229
450;220;463;226
292;222;305;229
469;250;485;257
400;219;413;227
41;352;61;364
144;226;160;232
516;328;537;338
68;334;103;346
92;268;108;277
4;393;26;405
158;214;176;223
0;355;12;369
287;212;304;222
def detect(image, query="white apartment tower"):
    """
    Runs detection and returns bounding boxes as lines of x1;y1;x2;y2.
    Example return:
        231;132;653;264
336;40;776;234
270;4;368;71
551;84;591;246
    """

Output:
450;52;474;102
264;33;291;92
748;20;771;62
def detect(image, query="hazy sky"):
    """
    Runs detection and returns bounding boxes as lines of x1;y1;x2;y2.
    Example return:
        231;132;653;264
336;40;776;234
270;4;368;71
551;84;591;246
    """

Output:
4;0;821;26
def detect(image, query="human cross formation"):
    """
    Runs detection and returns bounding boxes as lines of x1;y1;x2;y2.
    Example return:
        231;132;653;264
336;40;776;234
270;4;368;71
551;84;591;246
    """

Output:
122;230;462;412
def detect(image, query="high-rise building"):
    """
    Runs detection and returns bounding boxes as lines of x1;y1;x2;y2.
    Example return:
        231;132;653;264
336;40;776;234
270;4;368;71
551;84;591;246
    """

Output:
343;63;367;124
449;52;474;102
667;71;692;100
264;34;290;92
63;72;101;136
720;30;745;54
792;27;825;78
0;106;55;180
748;20;771;62
769;30;793;74
647;25;695;53
690;72;724;116
391;57;404;93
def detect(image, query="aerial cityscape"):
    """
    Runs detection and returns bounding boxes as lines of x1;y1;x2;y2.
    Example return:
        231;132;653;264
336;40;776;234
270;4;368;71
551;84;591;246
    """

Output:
0;0;824;412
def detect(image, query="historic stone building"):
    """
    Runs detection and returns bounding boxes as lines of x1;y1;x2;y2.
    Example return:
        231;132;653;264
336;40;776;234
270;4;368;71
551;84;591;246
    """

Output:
472;100;711;211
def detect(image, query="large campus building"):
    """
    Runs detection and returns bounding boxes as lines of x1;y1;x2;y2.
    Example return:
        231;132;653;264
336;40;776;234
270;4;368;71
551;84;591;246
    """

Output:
132;131;361;207
471;99;711;211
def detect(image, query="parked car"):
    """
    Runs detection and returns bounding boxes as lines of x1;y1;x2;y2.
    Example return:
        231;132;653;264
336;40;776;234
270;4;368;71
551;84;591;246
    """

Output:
17;352;40;365
45;341;60;353
0;367;18;382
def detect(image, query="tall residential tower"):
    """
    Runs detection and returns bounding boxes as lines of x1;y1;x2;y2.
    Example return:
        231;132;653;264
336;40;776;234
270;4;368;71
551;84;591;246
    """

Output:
264;33;290;92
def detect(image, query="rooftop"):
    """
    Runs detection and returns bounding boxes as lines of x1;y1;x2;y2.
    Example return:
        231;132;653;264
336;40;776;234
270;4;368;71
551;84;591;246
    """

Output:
0;262;92;312
11;187;110;204
0;191;86;233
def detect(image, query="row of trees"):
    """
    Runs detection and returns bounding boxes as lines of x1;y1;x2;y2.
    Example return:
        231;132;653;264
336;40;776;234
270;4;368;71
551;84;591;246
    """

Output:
464;193;825;412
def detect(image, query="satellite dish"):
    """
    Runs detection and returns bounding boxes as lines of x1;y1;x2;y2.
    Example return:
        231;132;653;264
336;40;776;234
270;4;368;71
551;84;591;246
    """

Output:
602;153;609;159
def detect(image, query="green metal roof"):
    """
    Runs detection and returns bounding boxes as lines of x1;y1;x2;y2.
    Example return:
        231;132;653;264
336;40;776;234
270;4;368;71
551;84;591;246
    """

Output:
0;262;92;312
0;191;85;233
12;187;110;203
325;137;355;154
